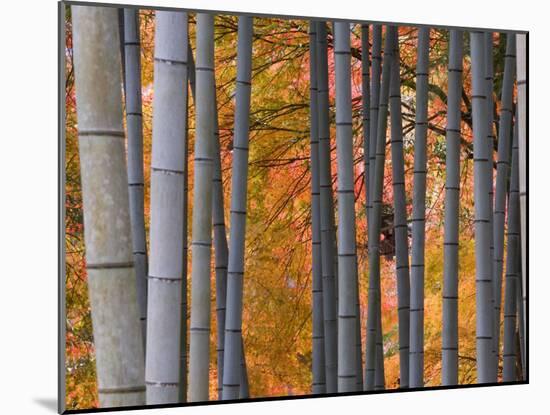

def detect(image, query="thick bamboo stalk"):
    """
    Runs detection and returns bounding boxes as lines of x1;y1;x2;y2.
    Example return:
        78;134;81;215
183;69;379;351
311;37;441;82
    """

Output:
502;114;520;382
365;25;394;391
309;22;327;394
442;29;463;387
470;31;494;384
333;21;359;393
188;13;216;402
388;28;410;389
316;21;338;393
492;35;516;379
122;8;148;351
516;33;527;366
146;11;188;405
71;5;145;407
409;27;429;388
222;16;254;400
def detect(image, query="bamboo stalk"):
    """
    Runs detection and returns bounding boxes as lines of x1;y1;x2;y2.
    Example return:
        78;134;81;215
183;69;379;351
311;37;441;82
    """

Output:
388;27;410;389
145;10;189;405
502;112;520;382
409;27;430;388
212;84;229;400
179;42;194;404
72;5;146;407
470;31;494;383
122;8;148;350
222;16;254;400
362;24;371;228
492;34;516;380
484;32;497;377
516;34;527;370
334;21;359;393
316;21;338;393
188;13;216;402
442;29;463;387
309;22;326;394
365;25;395;391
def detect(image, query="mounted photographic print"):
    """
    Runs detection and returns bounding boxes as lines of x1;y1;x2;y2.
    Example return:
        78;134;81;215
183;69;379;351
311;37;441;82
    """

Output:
59;1;528;412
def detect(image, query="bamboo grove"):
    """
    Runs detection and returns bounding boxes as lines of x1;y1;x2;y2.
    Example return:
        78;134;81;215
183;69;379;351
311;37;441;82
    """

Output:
65;5;527;409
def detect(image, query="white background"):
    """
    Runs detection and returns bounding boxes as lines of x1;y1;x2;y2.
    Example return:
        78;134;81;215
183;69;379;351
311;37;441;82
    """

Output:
0;0;545;413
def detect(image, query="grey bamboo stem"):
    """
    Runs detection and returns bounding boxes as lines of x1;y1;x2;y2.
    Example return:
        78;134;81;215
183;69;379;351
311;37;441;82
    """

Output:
222;15;254;400
470;31;494;384
484;33;497;376
212;81;229;400
333;21;360;393
366;25;395;391
146;11;188;405
362;24;370;228
492;34;516;379
516;34;527;366
309;22;327;394
369;25;386;391
442;29;463;387
367;25;382;233
316;21;338;393
71;5;145;407
188;13;216;402
122;8;148;351
179;44;193;404
388;28;411;389
502;114;520;382
239;337;250;398
409;27;429;388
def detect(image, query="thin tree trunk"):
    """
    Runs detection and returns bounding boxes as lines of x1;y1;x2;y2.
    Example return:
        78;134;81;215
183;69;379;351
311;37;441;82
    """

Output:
71;5;145;407
516;33;527;368
188;13;216;402
122;7;148;352
388;27;410;389
309;22;327;395
365;25;394;391
502;114;520;382
409;27;429;388
222;15;254;400
470;31;494;384
492;34;516;380
146;11;188;405
316;21;338;393
333;21;359;393
442;29;463;387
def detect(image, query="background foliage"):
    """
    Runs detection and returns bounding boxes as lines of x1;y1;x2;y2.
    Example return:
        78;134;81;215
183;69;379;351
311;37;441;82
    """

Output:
65;9;511;409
